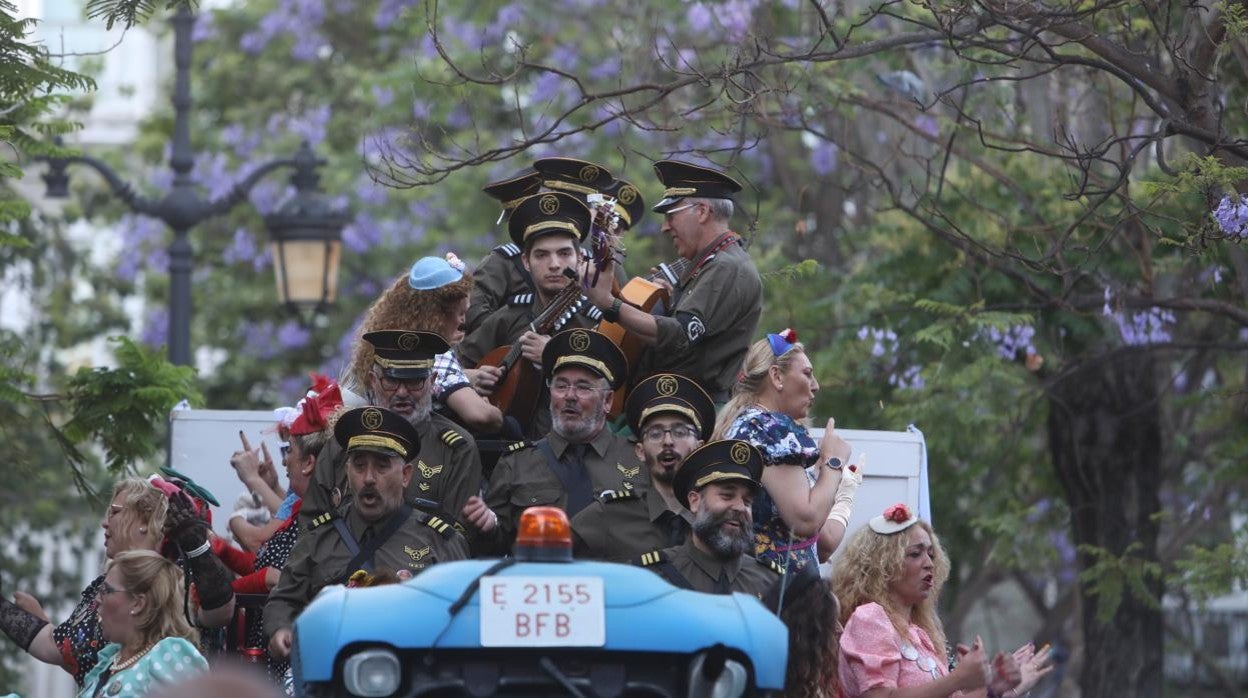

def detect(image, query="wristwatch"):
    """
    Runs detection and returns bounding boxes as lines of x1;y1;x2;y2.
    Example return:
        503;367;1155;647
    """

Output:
825;456;844;471
602;297;623;323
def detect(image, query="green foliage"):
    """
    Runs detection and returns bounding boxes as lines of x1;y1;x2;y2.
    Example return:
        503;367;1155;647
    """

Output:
1078;542;1165;624
83;0;196;30
1171;532;1248;605
61;337;202;473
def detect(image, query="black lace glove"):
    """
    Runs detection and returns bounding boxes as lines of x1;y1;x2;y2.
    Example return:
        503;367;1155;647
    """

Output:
164;491;209;553
164;493;233;612
0;578;47;651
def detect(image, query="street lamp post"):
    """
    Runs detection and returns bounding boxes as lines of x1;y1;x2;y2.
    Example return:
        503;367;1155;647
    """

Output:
39;4;345;366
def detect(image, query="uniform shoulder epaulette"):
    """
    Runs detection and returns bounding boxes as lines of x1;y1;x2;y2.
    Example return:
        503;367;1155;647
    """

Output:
759;558;786;576
638;549;669;567
440;428;466;448
308;511;336;530
598;489;636;503
506;440;531;454
413;509;459;539
508;292;534;307
493;242;521;258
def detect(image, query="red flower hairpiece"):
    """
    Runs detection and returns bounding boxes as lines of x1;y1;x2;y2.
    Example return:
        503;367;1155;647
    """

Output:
883;503;912;524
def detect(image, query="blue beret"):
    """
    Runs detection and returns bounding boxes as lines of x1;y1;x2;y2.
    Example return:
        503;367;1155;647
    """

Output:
408;256;464;291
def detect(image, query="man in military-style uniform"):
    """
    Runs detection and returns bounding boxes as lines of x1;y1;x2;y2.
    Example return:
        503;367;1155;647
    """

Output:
635;440;783;598
459;192;604;439
586;160;761;403
267;407;469;659
571;373;716;561
461;329;643;556
467;158;632;337
468;169;543;334
302;330;481;526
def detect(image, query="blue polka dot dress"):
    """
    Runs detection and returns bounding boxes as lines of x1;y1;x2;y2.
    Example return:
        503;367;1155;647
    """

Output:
77;636;208;697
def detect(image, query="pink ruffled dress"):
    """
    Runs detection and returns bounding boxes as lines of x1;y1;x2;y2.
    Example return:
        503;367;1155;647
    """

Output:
839;602;967;698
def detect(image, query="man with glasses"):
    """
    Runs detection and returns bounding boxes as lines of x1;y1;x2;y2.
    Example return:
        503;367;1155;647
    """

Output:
585;160;762;404
570;374;716;561
302;330;482;528
460;329;642;555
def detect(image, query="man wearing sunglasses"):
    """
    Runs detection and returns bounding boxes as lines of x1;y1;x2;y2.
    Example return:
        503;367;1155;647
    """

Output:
585;159;762;405
461;329;643;556
301;330;482;530
571;373;716;562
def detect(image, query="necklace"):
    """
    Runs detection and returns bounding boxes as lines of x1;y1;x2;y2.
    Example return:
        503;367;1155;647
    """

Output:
112;642;155;671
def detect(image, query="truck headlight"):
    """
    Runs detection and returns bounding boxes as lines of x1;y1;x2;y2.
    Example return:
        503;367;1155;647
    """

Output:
342;648;401;697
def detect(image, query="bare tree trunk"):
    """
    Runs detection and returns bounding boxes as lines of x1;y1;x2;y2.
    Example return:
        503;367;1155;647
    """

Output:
1046;349;1164;698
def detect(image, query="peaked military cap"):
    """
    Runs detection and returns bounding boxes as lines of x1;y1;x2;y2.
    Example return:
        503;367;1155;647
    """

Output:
508;192;592;248
334;406;422;461
533;157;615;199
603;178;646;230
483;169;543;219
362;330;451;381
542;328;629;390
673;439;763;509
626;373;716;439
651;160;743;213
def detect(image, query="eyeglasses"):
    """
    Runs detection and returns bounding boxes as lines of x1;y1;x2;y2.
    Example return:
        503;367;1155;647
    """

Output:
663;202;700;222
640;424;698;443
375;373;427;392
99;580;130;596
280;444;291;458
547;379;609;398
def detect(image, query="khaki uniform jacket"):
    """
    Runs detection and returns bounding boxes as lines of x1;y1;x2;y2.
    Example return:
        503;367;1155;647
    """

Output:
637;538;783;599
467;245;627;335
264;502;469;635
300;412;481;527
645;234;761;401
571;486;692;562
473;428;643;557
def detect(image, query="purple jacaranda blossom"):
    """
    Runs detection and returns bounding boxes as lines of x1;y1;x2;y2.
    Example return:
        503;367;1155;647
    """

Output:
279;375;307;403
982;324;1035;360
1213;195;1248;240
889;365;924;391
354;277;381;298
236;320;281;360
342;214;383;254
277;320;312;350
240;31;268;55
857;326;899;358
223;227;257;265
483;2;525;42
371;85;395;108
375;0;418;29
249;180;291;216
354;174;389;207
720;0;757;42
588;56;621;82
914;114;939;138
687;3;714;33
1113;308;1176;346
1049;530;1077;584
140;306;169;349
1198;265;1224;285
192;11;216;43
447;104;472;129
287;105;332;146
412;99;431;121
221;123;261;159
116;214;166;282
291;32;327;61
809;141;838;176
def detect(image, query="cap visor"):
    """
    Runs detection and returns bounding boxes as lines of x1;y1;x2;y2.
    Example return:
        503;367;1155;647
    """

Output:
652;196;684;213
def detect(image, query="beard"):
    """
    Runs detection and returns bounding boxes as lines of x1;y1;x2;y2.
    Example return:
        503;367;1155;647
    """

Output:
403;392;434;426
550;396;607;441
692;507;754;559
647;448;682;485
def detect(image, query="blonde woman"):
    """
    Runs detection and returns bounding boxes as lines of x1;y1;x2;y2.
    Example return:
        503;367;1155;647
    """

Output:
80;549;207;697
712;329;861;570
834;504;1043;698
0;479;168;685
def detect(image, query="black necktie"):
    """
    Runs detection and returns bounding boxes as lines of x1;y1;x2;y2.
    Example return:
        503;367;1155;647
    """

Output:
560;444;594;516
358;527;375;571
661;511;685;547
714;570;731;594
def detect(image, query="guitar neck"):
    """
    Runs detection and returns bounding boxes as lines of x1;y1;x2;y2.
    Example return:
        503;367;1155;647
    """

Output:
533;281;584;336
649;257;691;285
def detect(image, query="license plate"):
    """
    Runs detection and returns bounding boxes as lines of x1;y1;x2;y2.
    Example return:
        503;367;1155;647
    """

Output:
479;576;605;647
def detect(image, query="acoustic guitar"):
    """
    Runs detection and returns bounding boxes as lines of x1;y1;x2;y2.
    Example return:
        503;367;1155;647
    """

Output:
476;268;584;433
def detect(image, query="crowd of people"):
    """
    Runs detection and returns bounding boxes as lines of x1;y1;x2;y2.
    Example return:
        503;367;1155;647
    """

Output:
1;157;1053;697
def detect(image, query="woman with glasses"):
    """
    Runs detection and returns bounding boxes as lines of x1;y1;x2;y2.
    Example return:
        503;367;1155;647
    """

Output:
78;549;207;697
711;329;863;572
0;479;169;686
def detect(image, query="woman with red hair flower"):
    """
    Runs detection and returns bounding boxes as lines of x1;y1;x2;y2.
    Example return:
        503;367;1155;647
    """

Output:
833;503;1050;698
